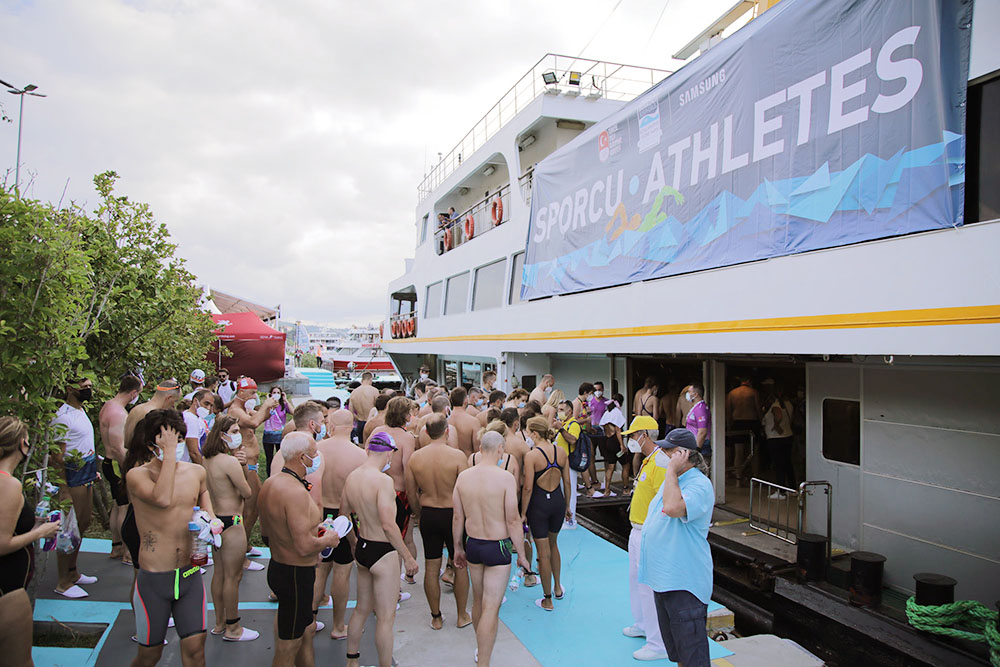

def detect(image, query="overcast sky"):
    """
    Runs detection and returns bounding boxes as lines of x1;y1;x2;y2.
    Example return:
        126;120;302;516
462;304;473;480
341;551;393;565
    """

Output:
1;0;737;327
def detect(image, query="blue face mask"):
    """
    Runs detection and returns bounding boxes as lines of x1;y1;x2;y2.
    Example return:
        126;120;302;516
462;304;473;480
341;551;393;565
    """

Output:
476;399;485;407
303;452;322;475
315;423;327;441
518;402;526;409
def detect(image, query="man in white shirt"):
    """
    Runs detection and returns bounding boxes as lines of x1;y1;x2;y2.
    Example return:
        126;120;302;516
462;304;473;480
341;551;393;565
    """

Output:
51;378;100;598
216;368;238;408
182;389;213;464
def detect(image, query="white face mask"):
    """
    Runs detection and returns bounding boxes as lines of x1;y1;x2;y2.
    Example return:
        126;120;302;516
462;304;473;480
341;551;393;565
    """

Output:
381;459;392;472
154;441;187;461
626;437;642;453
594;390;603;398
420;373;429;380
544;386;553;396
525;436;535;448
245;398;258;411
196;406;209;419
129;394;139;406
271;392;281;401
225;432;242;449
685;391;693;402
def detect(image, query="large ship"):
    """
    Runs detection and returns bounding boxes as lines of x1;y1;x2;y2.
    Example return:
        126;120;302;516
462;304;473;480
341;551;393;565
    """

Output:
382;0;999;631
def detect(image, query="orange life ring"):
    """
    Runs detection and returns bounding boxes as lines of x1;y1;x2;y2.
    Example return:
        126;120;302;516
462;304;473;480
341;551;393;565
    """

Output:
391;320;398;337
443;227;453;250
379;322;384;338
491;197;503;225
464;215;475;240
409;318;416;337
407;319;414;336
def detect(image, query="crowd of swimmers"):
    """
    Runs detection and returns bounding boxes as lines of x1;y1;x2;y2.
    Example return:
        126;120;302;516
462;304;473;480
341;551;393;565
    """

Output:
0;365;717;666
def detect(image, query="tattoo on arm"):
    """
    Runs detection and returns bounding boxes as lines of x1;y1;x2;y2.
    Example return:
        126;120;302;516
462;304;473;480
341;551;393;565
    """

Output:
141;531;157;552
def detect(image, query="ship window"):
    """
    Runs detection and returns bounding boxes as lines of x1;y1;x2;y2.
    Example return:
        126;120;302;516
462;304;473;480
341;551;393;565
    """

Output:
445;271;470;315
965;74;1000;223
822;398;860;466
509;252;525;305
473;259;506;311
425;281;442;319
420;213;429;243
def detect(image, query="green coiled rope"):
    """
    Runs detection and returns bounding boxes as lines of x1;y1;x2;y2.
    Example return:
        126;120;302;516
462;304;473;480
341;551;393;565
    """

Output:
905;597;1000;667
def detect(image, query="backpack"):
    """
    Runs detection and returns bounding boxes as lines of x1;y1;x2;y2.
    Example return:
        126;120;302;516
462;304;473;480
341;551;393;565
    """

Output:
567;422;592;472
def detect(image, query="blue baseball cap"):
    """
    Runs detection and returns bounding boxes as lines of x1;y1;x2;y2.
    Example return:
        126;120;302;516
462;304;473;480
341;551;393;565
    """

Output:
654;428;697;451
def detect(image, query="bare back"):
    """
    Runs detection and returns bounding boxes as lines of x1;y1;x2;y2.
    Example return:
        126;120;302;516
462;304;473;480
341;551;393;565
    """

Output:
258;473;323;567
317;436;366;508
99;399;128;463
408;443;467;508
455;465;518;541
728;385;760;421
202;452;250;517
503;432;529;481
123;402;157;448
342;465;395;542
448;410;480;457
350;384;379;423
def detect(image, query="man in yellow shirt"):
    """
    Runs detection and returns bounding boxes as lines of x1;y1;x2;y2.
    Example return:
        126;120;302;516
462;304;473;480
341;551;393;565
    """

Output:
553;399;582;528
622;417;685;661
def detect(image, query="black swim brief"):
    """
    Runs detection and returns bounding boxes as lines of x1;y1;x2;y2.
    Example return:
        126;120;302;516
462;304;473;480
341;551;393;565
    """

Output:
267;560;316;641
133;566;206;647
355;536;395;570
464;536;514;567
102;458;129;506
320;508;353;565
122;504;140;570
217;515;243;531
419;506;454;561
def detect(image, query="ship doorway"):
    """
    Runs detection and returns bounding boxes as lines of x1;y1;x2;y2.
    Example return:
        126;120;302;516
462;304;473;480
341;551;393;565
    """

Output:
626;357;704;436
722;361;806;518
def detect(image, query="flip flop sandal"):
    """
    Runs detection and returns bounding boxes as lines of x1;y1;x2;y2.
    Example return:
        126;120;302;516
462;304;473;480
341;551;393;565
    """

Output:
523;571;539;587
210;628;226;636
534;595;554;611
223;628;260;642
430;612;444;630
555;589;565;600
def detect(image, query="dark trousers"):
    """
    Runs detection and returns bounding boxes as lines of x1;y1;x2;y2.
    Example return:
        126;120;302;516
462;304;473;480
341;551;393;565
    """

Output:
262;431;282;478
766;436;795;488
653;589;710;667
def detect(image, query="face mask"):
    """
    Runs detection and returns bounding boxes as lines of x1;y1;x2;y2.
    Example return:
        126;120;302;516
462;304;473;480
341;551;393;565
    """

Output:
78;387;93;402
196;406;209;419
420;373;429;380
303;452;322;475
225;432;242;449
205;413;216;429
525;437;534;448
314;423;327;441
557;412;568;421
381;458;392;473
518;402;526;409
271;393;281;401
626;438;642;453
544;387;553;396
594;391;603;398
419;400;427;408
475;399;484;407
154;441;186;461
129;394;139;406
685;391;693;402
245;398;258;411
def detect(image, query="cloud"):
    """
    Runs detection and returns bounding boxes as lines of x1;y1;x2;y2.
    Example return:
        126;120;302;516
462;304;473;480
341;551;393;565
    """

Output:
0;0;735;326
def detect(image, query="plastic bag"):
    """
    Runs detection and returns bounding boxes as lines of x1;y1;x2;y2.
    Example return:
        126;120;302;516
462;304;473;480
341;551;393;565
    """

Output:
56;506;82;554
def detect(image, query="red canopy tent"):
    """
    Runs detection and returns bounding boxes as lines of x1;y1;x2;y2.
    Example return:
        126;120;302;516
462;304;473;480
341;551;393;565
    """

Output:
209;313;286;382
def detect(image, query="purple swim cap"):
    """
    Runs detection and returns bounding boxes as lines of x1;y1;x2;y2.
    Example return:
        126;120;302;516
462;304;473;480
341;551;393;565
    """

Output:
367;431;397;452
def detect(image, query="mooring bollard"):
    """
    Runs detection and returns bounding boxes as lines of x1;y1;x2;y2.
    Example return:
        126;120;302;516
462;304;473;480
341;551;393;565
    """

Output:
796;533;828;582
913;572;957;606
849;551;886;608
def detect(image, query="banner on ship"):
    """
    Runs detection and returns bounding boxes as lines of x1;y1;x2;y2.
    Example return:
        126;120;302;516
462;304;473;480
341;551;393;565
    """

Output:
521;0;972;300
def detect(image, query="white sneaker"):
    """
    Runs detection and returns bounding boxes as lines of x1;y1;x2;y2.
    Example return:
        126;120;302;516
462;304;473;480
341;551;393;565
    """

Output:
622;624;645;638
768;491;786;500
75;573;98;585
633;645;668;661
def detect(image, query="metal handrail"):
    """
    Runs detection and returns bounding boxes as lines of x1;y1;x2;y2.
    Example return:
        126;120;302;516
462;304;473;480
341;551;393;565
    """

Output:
518;169;533;206
749;478;799;544
434;184;511;253
797;480;833;563
418;53;672;202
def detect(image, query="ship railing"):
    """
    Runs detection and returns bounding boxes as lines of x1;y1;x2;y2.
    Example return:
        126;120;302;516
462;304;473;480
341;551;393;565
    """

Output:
434;184;512;255
749;478;833;554
518;168;533;206
388;312;417;340
417;53;672;202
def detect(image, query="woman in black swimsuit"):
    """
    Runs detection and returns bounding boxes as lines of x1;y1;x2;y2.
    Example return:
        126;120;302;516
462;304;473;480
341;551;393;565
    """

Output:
519;416;571;611
0;417;61;665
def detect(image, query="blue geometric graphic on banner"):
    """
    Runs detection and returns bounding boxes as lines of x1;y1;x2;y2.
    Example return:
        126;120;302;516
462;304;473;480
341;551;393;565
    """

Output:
522;132;964;296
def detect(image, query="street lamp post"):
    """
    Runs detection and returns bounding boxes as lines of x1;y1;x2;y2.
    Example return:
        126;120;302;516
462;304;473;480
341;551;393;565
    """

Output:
1;79;46;198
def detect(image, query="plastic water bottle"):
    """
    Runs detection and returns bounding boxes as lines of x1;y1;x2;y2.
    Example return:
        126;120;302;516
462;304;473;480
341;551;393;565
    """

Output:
190;506;208;567
35;495;50;521
508;567;524;592
319;514;335;559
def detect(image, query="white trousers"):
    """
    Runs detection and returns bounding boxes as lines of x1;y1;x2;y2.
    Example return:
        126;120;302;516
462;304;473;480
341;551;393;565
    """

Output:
628;525;665;652
568;468;579;518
